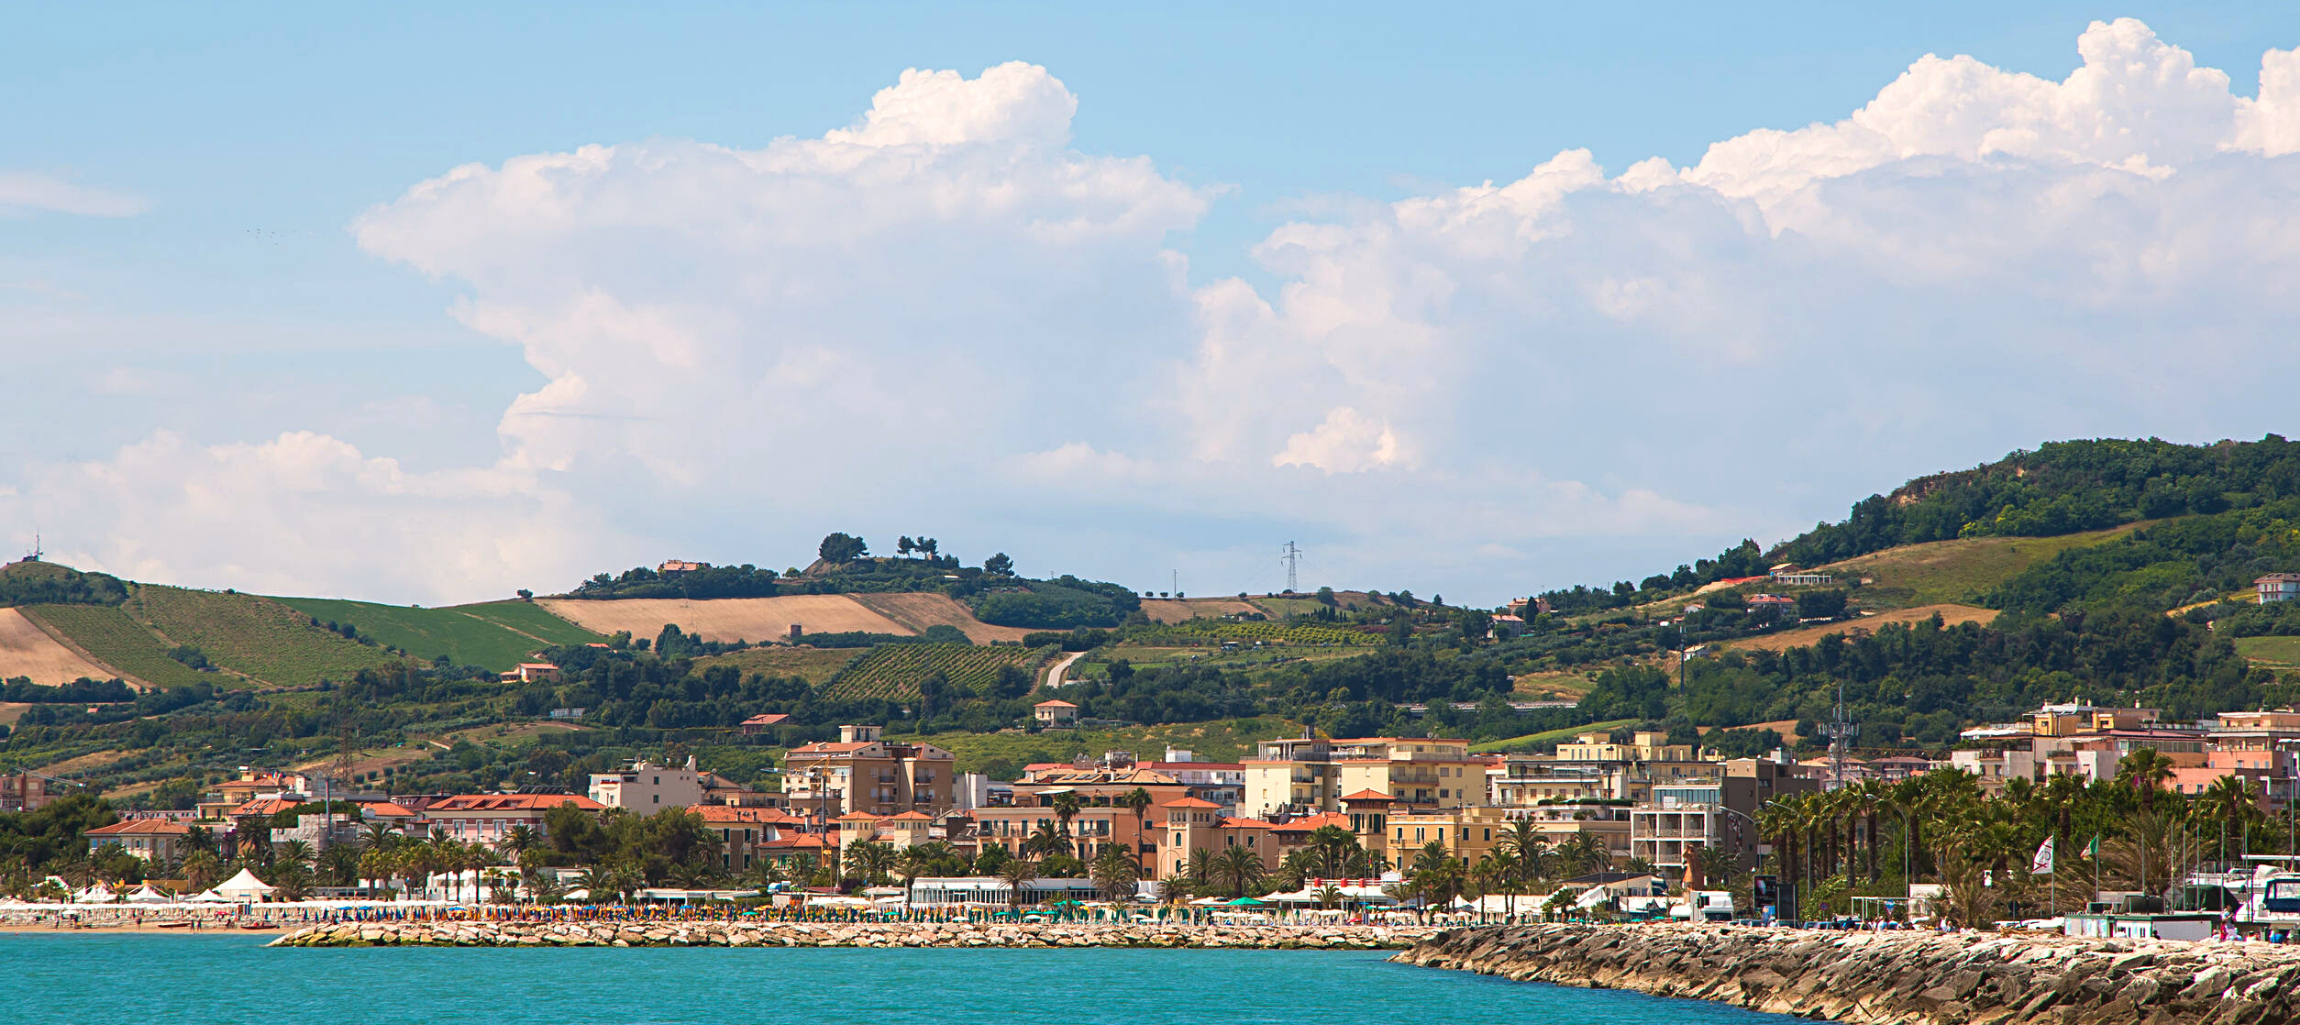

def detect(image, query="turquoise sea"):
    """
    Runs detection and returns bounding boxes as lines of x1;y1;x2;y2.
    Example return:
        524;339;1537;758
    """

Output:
0;934;1796;1024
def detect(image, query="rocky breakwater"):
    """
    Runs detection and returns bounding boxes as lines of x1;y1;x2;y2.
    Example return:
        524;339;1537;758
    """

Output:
1395;924;2300;1025
271;919;1438;951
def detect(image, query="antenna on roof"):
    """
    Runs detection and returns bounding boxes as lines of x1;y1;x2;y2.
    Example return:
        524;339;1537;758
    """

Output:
21;534;40;563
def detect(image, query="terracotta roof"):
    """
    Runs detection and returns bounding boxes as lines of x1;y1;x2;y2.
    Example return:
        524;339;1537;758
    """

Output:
740;713;792;726
1033;699;1077;709
1340;789;1394;802
691;806;800;825
887;811;933;821
1217;816;1275;829
229;797;301;817
837;811;881;822
1159;797;1223;810
1274;812;1352;833
428;794;604;813
359;801;421;818
759;835;828;850
87;819;191;836
791;742;875;754
1139;761;1243;772
517;662;559;670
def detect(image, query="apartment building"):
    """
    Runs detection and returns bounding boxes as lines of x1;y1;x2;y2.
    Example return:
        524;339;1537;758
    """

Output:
0;771;63;813
1243;735;1480;818
589;756;707;810
692;806;803;873
783;725;958;818
423;793;605;846
84;819;191;862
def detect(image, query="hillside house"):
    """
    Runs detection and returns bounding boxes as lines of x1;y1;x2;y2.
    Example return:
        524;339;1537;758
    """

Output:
739;713;792;737
1768;564;1835;586
2260;573;2300;604
658;560;709;573
503;663;560;684
1033;700;1078;727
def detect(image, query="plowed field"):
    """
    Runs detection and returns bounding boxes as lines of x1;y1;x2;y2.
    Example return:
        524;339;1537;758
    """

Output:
538;595;910;644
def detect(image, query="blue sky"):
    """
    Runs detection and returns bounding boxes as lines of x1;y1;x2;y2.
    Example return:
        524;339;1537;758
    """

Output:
6;4;2300;605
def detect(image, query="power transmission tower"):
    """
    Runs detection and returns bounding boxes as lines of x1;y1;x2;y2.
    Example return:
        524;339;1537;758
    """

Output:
1280;541;1302;593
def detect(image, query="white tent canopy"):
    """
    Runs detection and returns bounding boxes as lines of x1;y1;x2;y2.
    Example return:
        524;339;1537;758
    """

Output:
124;883;171;904
204;868;277;902
74;884;119;903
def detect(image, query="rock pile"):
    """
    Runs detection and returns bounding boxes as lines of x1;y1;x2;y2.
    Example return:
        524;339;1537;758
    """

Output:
1395;924;2300;1025
271;919;1437;950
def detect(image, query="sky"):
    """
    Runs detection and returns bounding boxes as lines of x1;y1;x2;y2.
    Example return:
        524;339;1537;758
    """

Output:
5;3;2300;607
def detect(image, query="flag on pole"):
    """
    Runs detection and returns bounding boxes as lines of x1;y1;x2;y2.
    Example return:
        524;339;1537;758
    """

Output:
2032;836;2055;875
2087;836;2100;859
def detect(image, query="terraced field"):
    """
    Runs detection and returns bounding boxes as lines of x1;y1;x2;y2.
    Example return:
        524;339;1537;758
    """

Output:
1817;522;2147;609
22;604;221;689
821;643;1056;701
2236;635;2300;669
1138;621;1374;646
125;585;403;687
690;646;860;684
277;597;601;670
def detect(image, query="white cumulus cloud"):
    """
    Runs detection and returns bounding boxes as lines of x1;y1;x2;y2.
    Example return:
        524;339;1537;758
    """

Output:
0;171;149;217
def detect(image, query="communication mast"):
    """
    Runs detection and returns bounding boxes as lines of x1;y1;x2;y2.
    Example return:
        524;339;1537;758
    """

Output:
1280;541;1302;593
1824;678;1859;791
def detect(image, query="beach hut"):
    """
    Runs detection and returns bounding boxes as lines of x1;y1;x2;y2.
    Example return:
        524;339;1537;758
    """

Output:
205;868;278;903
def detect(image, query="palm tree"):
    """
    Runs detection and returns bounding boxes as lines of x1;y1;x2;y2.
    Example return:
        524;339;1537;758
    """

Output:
996;857;1037;911
1090;844;1139;902
275;839;314;869
1314;882;1345;909
1475;850;1519;914
1024;821;1072;859
2118;748;2177;814
1496;820;1548;889
497;824;540;860
574;866;618;904
181;849;221;893
1409;853;1466;910
1120;787;1155;871
1051;792;1082;847
359;822;398;854
1213;844;1264;897
1182;847;1216;897
847;841;897;886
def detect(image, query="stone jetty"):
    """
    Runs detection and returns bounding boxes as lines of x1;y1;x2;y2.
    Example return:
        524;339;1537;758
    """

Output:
271;919;1438;950
1395;924;2300;1025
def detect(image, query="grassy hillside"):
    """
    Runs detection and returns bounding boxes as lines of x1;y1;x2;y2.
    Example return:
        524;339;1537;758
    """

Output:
690;645;859;684
821;643;1056;701
276;597;600;670
21;604;222;689
1469;718;1638;754
124;585;403;687
1821;523;2145;609
2236;635;2300;669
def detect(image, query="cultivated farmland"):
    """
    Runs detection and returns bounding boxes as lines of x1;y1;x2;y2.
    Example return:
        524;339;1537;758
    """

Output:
23;604;220;689
848;592;1036;643
538;595;912;644
277;597;601;670
0;607;124;686
690;646;860;684
1718;603;2000;653
126;585;403;687
821;643;1057;701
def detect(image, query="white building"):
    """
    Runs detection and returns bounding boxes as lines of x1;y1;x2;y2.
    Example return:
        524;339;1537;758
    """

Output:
2260;573;2300;604
590;756;707;810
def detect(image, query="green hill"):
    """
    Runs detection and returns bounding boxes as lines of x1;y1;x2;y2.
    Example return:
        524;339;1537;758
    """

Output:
20;604;223;690
119;585;404;687
276;597;601;671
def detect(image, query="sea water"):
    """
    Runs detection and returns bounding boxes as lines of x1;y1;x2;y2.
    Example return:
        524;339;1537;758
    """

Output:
0;934;1799;1024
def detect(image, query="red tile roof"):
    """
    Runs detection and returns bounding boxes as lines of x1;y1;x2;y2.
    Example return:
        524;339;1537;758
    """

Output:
229;797;301;817
887;811;933;821
692;806;800;825
1033;699;1077;709
1159;797;1223;810
1274;812;1352;834
359;801;421;818
428;794;603;813
1217;816;1275;829
87;819;191;836
1340;789;1394;802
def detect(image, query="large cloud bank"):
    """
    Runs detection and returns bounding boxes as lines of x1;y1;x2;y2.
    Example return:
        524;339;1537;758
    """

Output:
17;22;2300;603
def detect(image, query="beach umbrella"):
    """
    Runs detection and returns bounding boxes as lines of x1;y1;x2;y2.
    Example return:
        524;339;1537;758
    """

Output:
1225;897;1266;906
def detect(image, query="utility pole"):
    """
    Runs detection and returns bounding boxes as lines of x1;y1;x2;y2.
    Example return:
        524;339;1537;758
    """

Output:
1281;541;1302;593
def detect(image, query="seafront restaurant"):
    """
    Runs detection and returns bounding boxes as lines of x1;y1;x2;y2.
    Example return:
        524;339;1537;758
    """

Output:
906;876;1109;907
